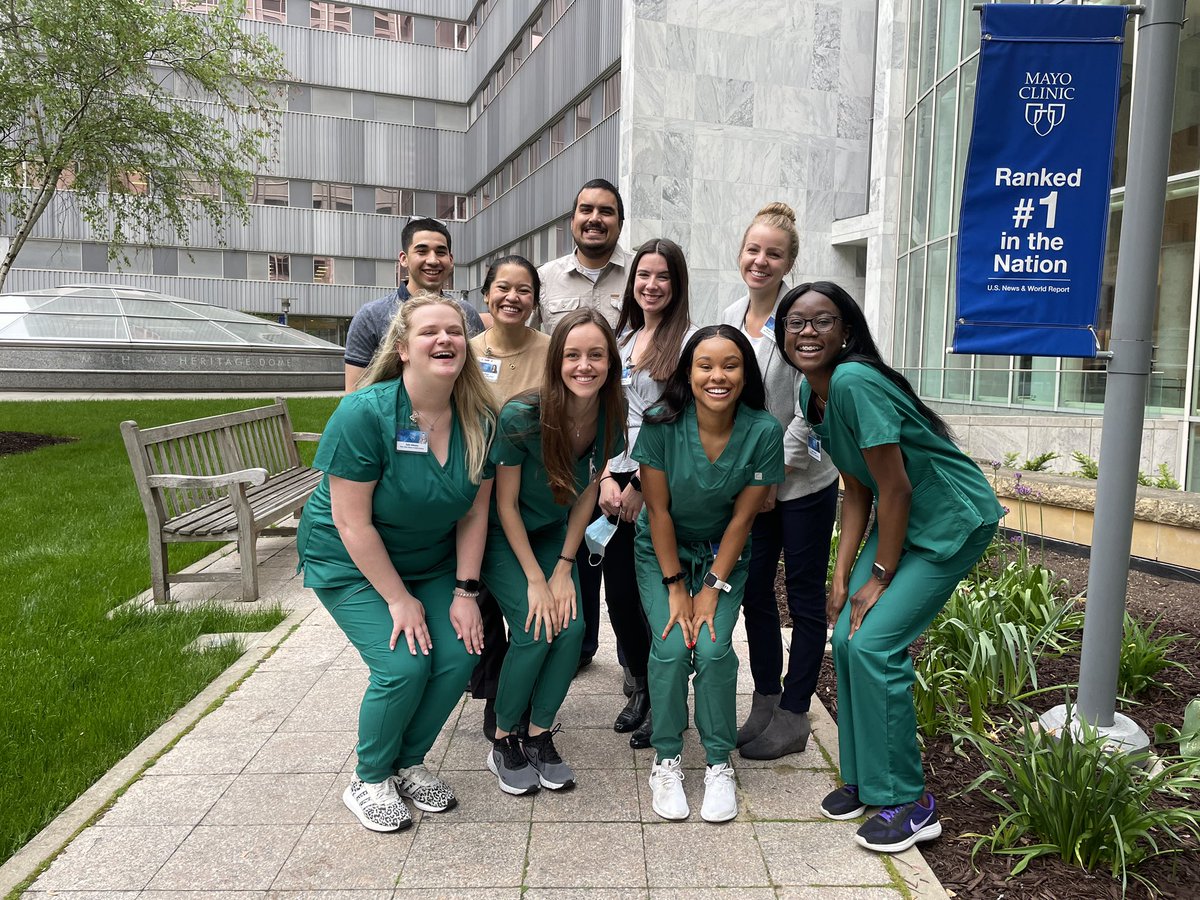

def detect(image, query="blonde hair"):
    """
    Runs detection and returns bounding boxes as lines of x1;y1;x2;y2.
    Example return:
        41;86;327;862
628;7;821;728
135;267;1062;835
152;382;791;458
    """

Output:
740;201;800;271
360;292;497;483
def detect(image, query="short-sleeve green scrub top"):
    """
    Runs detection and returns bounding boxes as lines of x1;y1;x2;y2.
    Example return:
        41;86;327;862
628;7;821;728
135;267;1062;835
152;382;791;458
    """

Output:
297;378;493;588
801;361;1003;562
632;404;785;552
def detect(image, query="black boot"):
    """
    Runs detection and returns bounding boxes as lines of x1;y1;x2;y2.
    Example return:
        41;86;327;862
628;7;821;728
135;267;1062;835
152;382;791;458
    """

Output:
622;666;635;698
613;677;649;732
629;709;653;749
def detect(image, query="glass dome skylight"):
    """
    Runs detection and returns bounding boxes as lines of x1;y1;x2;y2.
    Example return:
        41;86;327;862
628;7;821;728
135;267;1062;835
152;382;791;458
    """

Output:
0;284;341;349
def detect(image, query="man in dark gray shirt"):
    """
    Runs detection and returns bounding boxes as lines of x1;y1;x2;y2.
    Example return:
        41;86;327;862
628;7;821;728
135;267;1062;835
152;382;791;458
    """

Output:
343;217;486;391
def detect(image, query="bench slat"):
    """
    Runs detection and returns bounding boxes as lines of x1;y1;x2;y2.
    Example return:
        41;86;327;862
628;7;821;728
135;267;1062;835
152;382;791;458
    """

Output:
164;468;320;537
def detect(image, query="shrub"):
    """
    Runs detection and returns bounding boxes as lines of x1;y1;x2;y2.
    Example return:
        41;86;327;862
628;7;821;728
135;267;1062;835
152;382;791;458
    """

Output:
1071;449;1099;479
1154;463;1181;491
1020;450;1060;472
1119;612;1190;700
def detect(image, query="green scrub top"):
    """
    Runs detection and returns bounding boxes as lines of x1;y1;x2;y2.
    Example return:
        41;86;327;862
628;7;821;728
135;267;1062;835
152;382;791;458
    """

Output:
488;397;624;533
801;360;1003;562
297;378;494;587
632;404;785;542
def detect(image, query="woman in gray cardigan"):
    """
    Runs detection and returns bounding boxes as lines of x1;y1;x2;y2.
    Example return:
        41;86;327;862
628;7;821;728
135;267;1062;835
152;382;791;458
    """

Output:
719;202;839;759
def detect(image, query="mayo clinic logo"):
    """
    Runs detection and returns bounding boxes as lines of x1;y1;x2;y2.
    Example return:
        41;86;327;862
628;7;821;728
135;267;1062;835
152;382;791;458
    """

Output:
1019;71;1075;136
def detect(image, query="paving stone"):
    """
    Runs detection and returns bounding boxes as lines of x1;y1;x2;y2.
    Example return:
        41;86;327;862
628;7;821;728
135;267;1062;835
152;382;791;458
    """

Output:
755;820;893;886
231;668;324;702
525;822;647;889
271;824;412;890
738;767;839;820
23;891;142;899
437;727;493;771
149;730;270;776
531;768;640;822
202;773;334;825
99;773;236;826
550;726;638;770
525;892;647;900
256;643;343;672
776;889;901;899
277;692;362;733
146;824;303;890
30;825;190;891
651;891;777;899
413;769;533;823
268;893;389;899
244;731;356;774
643;822;769;887
188;696;301;736
391;892;522;900
396;822;528;889
140;893;267;899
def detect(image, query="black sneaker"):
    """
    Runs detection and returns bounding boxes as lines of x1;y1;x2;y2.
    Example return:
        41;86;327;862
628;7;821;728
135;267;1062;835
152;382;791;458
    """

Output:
482;698;497;742
854;793;942;853
487;734;540;796
522;725;576;790
820;784;867;820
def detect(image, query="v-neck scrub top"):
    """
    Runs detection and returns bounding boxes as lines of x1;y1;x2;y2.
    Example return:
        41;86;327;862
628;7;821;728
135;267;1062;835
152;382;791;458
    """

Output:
632;405;786;542
801;361;1003;562
297;378;494;587
488;398;623;533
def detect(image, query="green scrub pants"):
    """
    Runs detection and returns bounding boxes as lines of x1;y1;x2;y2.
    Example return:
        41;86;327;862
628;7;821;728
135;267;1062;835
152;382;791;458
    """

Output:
484;523;584;733
832;522;997;806
315;571;476;784
635;531;746;765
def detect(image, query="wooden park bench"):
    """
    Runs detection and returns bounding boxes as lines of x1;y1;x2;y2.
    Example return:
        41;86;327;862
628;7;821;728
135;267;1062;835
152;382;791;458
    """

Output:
121;398;322;604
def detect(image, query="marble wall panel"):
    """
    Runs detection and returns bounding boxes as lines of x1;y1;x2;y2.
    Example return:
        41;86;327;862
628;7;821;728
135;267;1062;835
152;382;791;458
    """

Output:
633;0;698;26
753;85;839;136
755;38;813;91
697;30;758;82
630;67;697;120
694;1;811;40
695;76;756;127
634;19;698;72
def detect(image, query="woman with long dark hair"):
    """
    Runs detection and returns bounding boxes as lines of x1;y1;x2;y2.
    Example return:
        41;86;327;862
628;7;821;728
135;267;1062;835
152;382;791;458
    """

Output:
775;281;1002;853
482;308;627;795
634;325;784;823
597;238;696;749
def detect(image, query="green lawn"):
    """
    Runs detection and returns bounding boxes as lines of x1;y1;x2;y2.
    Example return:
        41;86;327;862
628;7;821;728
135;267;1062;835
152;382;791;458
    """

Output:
0;396;339;865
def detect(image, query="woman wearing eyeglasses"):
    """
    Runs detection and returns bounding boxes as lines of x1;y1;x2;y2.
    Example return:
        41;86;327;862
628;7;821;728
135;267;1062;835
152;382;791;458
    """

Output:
719;203;839;760
775;281;1002;854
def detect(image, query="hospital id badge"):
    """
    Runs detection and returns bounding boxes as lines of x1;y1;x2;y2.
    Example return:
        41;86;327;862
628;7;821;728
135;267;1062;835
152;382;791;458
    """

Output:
709;541;720;559
763;313;775;334
807;432;822;461
478;356;500;383
621;364;633;386
396;429;429;453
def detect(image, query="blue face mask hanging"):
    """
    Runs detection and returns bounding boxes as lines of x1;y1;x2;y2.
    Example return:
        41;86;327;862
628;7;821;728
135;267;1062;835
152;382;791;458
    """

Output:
583;514;620;566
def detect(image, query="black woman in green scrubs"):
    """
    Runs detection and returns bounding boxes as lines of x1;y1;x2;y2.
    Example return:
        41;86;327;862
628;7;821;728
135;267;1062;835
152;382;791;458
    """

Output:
483;308;627;794
297;294;497;832
633;325;784;823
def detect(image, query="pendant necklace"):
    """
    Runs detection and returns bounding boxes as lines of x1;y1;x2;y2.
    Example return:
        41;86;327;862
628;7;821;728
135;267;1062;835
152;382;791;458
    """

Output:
410;407;448;432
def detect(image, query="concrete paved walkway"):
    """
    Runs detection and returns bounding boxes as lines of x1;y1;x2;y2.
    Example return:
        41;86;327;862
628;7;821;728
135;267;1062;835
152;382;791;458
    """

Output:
9;538;948;899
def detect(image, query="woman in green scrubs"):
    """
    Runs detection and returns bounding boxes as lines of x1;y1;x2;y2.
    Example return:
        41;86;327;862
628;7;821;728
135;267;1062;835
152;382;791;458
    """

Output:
483;308;627;795
297;294;497;833
775;281;1002;854
633;325;784;823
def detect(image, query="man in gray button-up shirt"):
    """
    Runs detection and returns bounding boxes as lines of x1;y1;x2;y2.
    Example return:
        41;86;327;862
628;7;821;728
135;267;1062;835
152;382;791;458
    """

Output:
535;178;630;334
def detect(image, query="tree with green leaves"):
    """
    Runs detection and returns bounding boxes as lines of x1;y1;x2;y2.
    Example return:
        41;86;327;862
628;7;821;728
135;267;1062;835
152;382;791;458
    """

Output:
0;0;286;292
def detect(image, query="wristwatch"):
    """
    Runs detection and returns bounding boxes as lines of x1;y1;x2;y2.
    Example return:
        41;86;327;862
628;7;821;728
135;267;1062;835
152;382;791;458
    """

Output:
703;571;732;593
871;562;893;584
455;578;481;592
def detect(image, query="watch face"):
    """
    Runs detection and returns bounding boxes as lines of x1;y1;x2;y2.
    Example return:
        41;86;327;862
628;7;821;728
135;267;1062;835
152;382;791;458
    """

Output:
703;573;716;587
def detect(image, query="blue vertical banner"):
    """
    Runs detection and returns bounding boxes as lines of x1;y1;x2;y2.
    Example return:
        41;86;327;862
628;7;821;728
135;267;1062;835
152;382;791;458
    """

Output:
954;4;1127;358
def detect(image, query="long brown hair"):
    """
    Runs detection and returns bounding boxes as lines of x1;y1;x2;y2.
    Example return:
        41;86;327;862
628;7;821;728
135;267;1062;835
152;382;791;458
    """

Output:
361;292;497;483
519;308;627;506
614;238;693;381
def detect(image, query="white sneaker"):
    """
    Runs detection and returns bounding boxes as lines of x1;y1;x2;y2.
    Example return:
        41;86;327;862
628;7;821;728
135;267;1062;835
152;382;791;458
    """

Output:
394;764;457;813
701;762;738;823
343;775;412;832
649;755;689;820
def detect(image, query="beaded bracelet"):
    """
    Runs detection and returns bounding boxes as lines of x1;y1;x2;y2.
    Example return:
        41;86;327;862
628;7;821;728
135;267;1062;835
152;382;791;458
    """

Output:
557;554;576;566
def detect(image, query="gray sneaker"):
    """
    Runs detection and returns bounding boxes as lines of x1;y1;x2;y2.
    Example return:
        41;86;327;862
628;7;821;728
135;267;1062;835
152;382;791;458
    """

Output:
487;734;540;795
522;725;576;791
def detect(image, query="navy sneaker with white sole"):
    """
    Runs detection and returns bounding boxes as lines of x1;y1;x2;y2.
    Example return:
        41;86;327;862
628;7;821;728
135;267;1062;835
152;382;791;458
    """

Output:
819;784;867;820
854;792;942;853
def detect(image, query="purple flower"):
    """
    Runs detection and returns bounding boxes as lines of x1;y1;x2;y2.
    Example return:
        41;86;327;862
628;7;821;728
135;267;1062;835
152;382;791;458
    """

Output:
1009;534;1024;544
1014;472;1022;483
990;459;1003;470
1001;505;1011;515
1014;484;1034;497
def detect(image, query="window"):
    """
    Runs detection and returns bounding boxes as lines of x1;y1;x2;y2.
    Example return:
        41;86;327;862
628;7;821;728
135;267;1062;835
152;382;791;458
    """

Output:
375;187;413;215
513;29;529;67
184;175;220;199
530;13;545;50
434;20;468;50
575;98;591;137
550;0;568;26
436;193;468;221
481;180;492;209
268;254;290;281
529;138;541;171
374;11;413;41
310;87;351;116
513;148;528;183
245;0;286;24
313;256;334;284
312;182;353;211
550;119;565;157
603;71;621;117
252;177;288;205
310;2;350;32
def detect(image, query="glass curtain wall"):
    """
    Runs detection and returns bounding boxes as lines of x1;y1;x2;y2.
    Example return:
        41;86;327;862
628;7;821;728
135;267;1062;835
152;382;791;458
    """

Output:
894;0;1200;489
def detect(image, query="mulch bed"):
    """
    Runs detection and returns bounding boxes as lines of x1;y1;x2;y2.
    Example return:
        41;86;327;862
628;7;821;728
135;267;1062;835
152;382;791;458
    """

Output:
0;432;76;455
778;545;1200;898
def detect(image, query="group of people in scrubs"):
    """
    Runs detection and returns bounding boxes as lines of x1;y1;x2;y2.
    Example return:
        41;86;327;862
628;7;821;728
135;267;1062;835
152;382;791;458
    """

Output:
298;191;1001;855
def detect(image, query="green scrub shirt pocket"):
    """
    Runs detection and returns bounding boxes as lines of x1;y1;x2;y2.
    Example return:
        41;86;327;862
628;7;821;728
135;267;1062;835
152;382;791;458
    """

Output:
903;471;986;561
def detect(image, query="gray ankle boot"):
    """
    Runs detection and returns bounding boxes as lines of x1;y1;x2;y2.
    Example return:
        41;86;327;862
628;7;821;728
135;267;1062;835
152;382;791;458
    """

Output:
735;691;780;748
739;707;811;760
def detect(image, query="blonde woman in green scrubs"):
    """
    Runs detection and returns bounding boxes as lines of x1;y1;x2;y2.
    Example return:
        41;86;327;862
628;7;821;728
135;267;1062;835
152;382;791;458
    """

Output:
297;294;496;832
483;308;627;794
776;281;1002;854
634;324;784;823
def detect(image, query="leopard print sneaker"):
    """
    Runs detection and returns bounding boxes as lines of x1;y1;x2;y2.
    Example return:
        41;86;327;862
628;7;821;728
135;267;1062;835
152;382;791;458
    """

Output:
394;764;458;813
343;775;412;832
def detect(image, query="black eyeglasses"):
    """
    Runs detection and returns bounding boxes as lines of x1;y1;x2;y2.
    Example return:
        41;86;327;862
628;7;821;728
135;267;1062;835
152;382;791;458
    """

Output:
783;314;841;334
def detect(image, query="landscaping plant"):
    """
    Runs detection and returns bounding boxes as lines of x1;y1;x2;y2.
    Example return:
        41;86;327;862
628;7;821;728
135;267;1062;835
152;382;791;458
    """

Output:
1118;612;1191;700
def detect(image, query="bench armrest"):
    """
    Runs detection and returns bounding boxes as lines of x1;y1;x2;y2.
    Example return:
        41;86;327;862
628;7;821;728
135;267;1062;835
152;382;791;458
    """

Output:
293;432;323;442
146;468;269;489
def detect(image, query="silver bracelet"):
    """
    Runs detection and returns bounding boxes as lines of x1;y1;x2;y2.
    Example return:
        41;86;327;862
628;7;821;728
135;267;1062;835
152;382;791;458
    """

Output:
452;587;480;599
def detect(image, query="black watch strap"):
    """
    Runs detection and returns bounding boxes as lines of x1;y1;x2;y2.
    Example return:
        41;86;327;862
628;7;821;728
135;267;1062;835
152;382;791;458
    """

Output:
455;578;481;592
661;571;686;586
